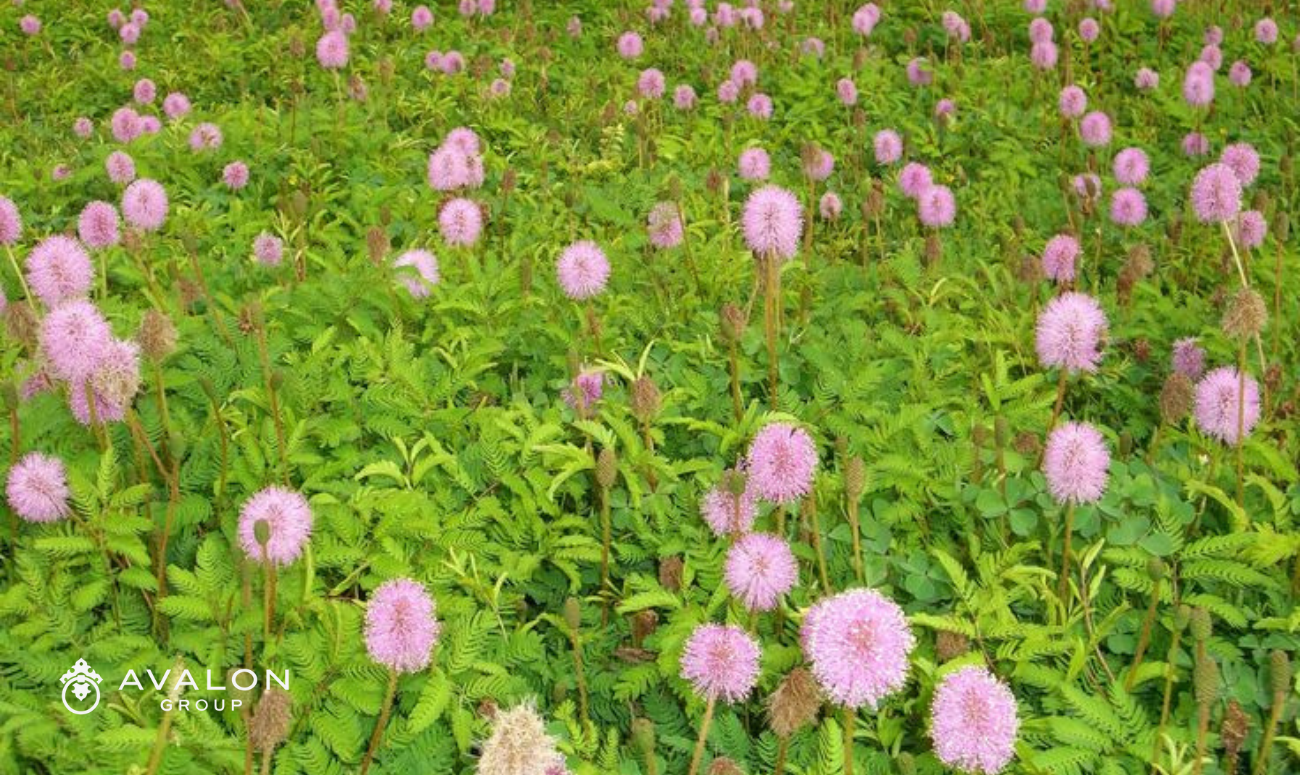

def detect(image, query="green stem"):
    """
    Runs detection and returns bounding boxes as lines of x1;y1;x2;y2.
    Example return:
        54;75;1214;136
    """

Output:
359;670;399;775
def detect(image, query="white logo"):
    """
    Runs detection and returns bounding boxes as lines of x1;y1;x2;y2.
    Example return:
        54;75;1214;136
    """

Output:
60;659;102;714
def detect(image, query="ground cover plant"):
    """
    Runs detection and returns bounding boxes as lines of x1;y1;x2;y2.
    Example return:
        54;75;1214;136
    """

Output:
1;0;1299;773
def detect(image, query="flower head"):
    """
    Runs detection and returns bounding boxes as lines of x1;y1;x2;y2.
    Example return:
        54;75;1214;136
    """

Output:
725;533;798;611
41;300;113;382
873;130;903;165
637;68;665;99
746;423;817;504
930;667;1020;774
316;30;349;69
801;589;915;710
6;452;71;523
27;236;94;307
742;186;802;260
556;241;609;300
1195;367;1261;444
478;703;567;775
0;196;20;245
1035;292;1108;373
617;31;643;59
647;202;683;249
223;161;250;190
1042;234;1080;283
238;487;313;566
1190;163;1242;223
1058;85;1087;118
122;179;168;231
1043;421;1110;505
68;336;140;425
438;198;483;247
1172;338;1206;380
1079;111;1112;147
106;151;136;185
254;233;284;267
918;185;956;228
365;578;441;673
700;469;758;536
393;250;440;298
899;163;933;199
1113;148;1149;185
738;147;770;180
1109;187;1147;227
562;371;603;414
680;623;761;703
1220;143;1260;187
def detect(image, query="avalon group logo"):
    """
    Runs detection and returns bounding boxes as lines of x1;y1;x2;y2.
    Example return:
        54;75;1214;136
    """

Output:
60;659;103;715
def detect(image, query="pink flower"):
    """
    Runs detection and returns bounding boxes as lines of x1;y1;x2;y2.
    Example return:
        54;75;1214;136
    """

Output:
1059;85;1087;118
1028;18;1053;43
906;58;933;86
163;92;191;120
122;179;168;232
411;5;434;31
1182;132;1210;157
27;236;94;308
673;85;697;110
637;68;665;99
647;202;683;249
132;78;156;105
556;241;609;300
803;149;834;182
438;198;483;247
899;163;933;199
1183;62;1215;107
718;79;740;104
1112;147;1149;185
801;589;915;710
837;78;858;106
1220;143;1260;186
852;3;880;36
873;129;903;165
1079;111;1111;147
105;151;136;185
917;185;956;228
189;123;223;152
1234;210;1267;249
1030;41;1059;70
741;186;802;261
1201;44;1223;70
40;300;113;382
223;161;250;190
1195;367;1261;444
1041;234;1080;283
1172;338;1206;380
238;487;313;566
930;667;1020;775
254;233;284;267
6;452;70;523
68;336;139;425
617;31;644;59
316;30;349;69
746;422;816;504
746;93;773;119
562;371;603;414
19;15;41;36
700;469;757;536
1134;67;1160;91
78;202;121;249
1109;188;1147;227
738;147;770;180
819;191;843;221
1035;292;1108;373
0;196;21;246
1256;18;1279;45
725;533;797;611
393;250;440;298
1151;0;1175;18
111;107;143;143
1228;60;1252;87
1043;421;1110;504
73;117;94;139
365;578;441;673
1190;163;1242;223
680;624;761;703
1078;17;1100;42
730;60;758;88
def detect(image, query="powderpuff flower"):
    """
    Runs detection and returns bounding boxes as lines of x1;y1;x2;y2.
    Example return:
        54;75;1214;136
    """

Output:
253;233;284;266
1151;0;1175;18
6;453;70;523
689;7;707;26
680;624;761;703
1079;111;1111;147
119;52;137;74
1035;292;1108;373
1200;44;1223;71
122;179;168;231
617;31;644;59
819;192;843;221
899;163;933;199
673;85;697;110
918;185;956;228
40;300;113;382
223;161;250;190
393;250;440;298
1031;41;1058;69
741;186;802;261
120;21;140;45
238;487;313;566
1024;0;1046;12
189;123;223;152
623;100;639;117
478;704;566;775
424;51;443;71
131;9;149;27
163;92;191;120
1256;18;1279;45
714;4;737;27
637;68;666;99
52;165;72;182
801;37;826;58
1042;234;1080;283
316;31;349;69
411;5;434;31
1073;173;1102;200
111;107;142;143
20;15;41;35
747;93;773;119
852;3;880;36
803;149;834;182
1229;61;1252;87
731;60;758;87
1190;163;1242;223
68;337;139;425
740;6;764;29
500;59;515;78
718;80;740;104
738;147;770;180
556;241;610;300
1109;188;1147;227
700;470;758;536
132;78;156;105
934;99;956;120
78;202;121;249
374;0;393;14
1220;143;1260;186
837;78;858;106
1235;210;1267;249
1028;17;1053;43
27;236;94;308
1172;338;1205;380
746;422;816;504
1182;132;1210;157
426;145;478;191
0;196;21;245
487;78;510;98
74;117;94;139
647;202;683;249
930;667;1020;775
943;11;971;43
1204;26;1224;46
438;198;483;247
567;16;582;37
108;9;126;29
106;151;136;184
907;58;933;86
874;130;903;165
725;533;798;611
801;589;915;710
562;371;603;414
365;578;441;673
1134;68;1160;91
445;127;482;156
140;116;161;135
1112;148;1149;185
1059;85;1087;118
1078;17;1099;42
1183;63;1214;107
1195;367;1260;444
1043;422;1110;504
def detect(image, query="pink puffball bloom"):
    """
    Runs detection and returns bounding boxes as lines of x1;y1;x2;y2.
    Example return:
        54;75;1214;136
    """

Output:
852;4;880;36
801;588;915;710
617;31;644;59
130;9;149;27
689;7;707;26
1024;0;1047;12
1073;174;1103;198
487;78;511;98
20;15;41;36
819;192;843;221
1059;85;1087;118
163;92;191;120
1204;27;1223;46
426;145;480;191
78;202;121;249
1031;41;1058;70
741;186;802;261
1109;188;1147;227
6;452;71;523
700;474;757;537
499;59;515;78
122;179;168;232
1220;143;1260;187
374;0;393;14
1190;163;1242;223
106;151;136;184
27;236;94;308
930;667;1020;775
393;250;440;298
411;5;434;31
424;51;443;71
918;185;956;228
1235;210;1267;249
1035;292;1108;373
1042;234;1080;283
1183;63;1215;107
0;196;21;245
1182;132;1210;157
1228;61;1252;87
874;130;903;165
934;99;956;120
189;123;223;152
438;198;483;247
1079;111;1111;147
1134;67;1160;91
899;163;933;199
1113;148;1149;185
1078;17;1099;42
71;338;137;425
111;107;142;143
51;166;72;182
1028;17;1053;43
731;60;758;87
1195;367;1261;444
223;161;250;190
1256;18;1279;45
837;78;858;106
140;116;161;135
40;300;113;382
906;58;933;86
746;422;816;504
673;85;697;110
725;533;798;611
567;16;583;37
647;202;683;249
253;233;284;267
942;12;971;43
238;487;313;566
365;578;441;673
120;21;140;45
556;241;610;300
1200;44;1223;71
74;117;94;139
562;371;603;414
718;79;740;104
804;150;834;182
637;68;666;99
1172;338;1206;380
316;30;349;69
623;100;639;117
132;78;156;105
108;9;126;29
738;147;770;180
679;623;761;703
801;37;826;58
746;93;773;119
1151;0;1175;18
1043;422;1110;504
